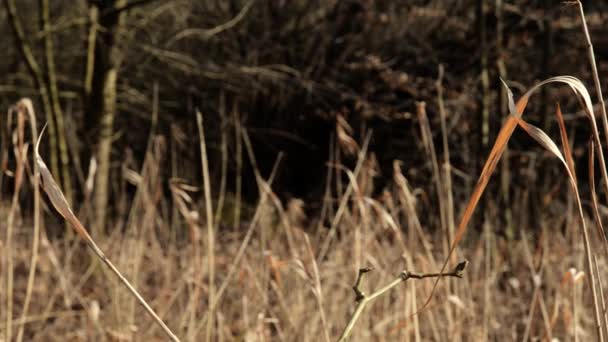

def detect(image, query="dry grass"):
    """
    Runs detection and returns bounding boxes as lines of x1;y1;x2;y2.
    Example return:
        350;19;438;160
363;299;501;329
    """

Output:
3;2;608;341
2;81;608;340
1;175;605;341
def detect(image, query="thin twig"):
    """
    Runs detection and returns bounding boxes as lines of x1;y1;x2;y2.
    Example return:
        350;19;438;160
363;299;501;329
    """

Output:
337;260;467;342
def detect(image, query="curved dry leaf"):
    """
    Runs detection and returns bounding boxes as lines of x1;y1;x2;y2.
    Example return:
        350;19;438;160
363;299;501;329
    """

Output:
364;197;399;232
515;119;570;173
123;167;142;186
36;124;90;241
336;113;359;156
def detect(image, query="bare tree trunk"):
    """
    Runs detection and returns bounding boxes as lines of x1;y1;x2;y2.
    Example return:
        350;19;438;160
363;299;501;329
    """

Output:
89;0;128;233
478;0;490;149
4;0;60;180
84;5;98;101
40;0;73;205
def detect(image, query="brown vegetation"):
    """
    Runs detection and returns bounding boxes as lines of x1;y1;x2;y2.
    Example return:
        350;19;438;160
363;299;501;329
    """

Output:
3;0;608;341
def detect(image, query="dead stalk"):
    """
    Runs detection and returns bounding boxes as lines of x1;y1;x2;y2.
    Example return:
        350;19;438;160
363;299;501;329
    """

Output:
13;100;41;342
4;104;26;342
576;1;608;152
33;113;180;342
196;110;216;342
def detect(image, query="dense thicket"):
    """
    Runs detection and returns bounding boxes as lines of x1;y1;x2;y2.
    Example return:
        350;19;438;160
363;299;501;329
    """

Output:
1;0;608;228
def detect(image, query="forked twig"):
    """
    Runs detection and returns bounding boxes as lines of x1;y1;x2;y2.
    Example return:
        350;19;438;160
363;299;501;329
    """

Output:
337;260;468;342
34;123;180;342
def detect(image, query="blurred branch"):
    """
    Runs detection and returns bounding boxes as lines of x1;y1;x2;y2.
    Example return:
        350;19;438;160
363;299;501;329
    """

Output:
96;0;162;17
4;0;45;80
31;12;109;44
84;5;98;99
166;0;254;45
34;17;91;40
40;0;73;205
126;1;183;36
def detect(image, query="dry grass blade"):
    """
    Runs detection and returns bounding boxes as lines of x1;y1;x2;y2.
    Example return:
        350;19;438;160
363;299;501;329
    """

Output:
364;197;406;250
336;113;359;156
556;104;576;178
196;109;216;342
539;102;603;340
259;180;298;258
191;149;284;337
588;141;608;257
12;99;41;342
34;125;181;342
303;235;331;342
318;132;371;261
5;104;27;342
576;0;608;156
401;76;606;335
594;255;608;339
393;161;436;267
170;179;201;243
507;93;602;339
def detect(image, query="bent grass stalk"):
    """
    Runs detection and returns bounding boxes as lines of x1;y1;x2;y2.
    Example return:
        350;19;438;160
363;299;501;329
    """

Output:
13;99;41;342
389;76;606;338
33;118;180;342
5;103;27;342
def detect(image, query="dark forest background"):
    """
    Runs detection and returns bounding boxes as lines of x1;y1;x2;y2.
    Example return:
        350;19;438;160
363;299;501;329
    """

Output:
2;0;607;228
